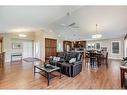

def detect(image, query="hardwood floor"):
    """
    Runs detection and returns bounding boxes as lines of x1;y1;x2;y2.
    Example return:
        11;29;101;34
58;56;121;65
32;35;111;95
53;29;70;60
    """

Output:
0;59;122;89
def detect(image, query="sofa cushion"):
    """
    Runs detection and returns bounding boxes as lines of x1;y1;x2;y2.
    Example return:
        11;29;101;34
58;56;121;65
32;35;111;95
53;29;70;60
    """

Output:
53;57;60;61
65;53;71;61
70;52;77;58
57;52;66;59
59;58;66;62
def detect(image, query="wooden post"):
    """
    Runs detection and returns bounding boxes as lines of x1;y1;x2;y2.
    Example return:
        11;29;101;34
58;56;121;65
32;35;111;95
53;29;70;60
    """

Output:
0;52;5;68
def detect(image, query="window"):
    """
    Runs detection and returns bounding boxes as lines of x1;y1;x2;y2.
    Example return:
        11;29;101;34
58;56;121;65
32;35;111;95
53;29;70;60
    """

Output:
88;43;100;50
95;43;101;50
87;44;91;50
91;43;95;49
111;41;120;54
87;43;95;50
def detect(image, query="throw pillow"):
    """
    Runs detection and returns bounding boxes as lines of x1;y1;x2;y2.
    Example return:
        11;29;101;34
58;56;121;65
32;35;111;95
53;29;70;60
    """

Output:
56;57;60;61
53;57;60;61
53;57;57;61
59;58;65;62
69;58;76;63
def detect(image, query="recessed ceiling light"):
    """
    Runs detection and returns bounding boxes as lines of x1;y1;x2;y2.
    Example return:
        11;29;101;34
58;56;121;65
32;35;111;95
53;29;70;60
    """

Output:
92;24;102;39
18;34;27;37
58;35;61;37
49;30;53;32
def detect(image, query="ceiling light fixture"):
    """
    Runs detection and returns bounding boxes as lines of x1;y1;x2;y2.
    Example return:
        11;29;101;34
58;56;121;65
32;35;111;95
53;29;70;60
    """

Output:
49;30;53;32
18;34;27;37
92;24;102;39
92;34;102;39
9;28;31;32
58;34;61;37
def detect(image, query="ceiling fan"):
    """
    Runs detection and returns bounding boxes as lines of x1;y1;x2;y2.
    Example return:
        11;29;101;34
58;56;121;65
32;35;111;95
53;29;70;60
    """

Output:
60;22;80;29
60;12;80;29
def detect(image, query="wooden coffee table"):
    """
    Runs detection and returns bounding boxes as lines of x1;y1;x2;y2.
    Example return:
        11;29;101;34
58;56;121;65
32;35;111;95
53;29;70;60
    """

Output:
34;64;61;86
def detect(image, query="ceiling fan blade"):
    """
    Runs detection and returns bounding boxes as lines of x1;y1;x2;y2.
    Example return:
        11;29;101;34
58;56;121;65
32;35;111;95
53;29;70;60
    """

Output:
72;26;80;28
60;24;66;26
60;22;79;29
68;22;76;26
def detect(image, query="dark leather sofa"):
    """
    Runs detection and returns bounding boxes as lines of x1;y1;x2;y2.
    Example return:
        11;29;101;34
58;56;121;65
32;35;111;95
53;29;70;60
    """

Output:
49;52;83;77
123;57;127;61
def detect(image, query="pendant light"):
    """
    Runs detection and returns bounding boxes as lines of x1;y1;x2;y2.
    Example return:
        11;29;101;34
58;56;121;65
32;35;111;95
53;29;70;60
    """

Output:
92;24;102;39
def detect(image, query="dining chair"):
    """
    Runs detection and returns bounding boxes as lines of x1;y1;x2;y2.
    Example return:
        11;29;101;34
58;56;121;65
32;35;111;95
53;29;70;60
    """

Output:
85;52;90;67
101;51;108;68
89;52;98;68
96;53;102;67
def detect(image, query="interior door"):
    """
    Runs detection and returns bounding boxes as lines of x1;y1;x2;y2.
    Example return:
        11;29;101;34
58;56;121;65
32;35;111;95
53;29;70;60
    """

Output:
45;38;57;59
22;40;33;58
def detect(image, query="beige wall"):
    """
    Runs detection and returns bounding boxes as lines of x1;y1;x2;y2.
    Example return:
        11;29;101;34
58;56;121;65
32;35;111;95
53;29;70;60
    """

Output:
86;37;124;59
34;30;64;62
0;32;35;62
1;30;124;61
34;31;45;61
0;30;65;62
124;39;127;57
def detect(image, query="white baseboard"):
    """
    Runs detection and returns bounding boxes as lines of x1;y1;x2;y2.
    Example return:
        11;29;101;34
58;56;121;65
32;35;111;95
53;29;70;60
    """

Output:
108;57;123;60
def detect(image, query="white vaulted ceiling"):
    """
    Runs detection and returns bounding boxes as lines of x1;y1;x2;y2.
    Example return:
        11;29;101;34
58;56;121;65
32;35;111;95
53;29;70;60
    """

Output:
0;6;80;32
0;6;127;40
48;6;127;40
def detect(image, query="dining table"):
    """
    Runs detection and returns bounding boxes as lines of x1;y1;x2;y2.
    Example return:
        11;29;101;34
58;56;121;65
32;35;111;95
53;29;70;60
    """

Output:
85;50;103;67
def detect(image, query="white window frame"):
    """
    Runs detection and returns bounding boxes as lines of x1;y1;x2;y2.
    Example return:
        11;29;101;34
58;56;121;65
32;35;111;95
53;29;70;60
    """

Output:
87;43;92;50
111;41;120;55
87;43;101;50
124;39;127;57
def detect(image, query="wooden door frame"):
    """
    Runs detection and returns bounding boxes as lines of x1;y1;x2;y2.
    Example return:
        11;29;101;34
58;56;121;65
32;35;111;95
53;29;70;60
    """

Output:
0;37;3;52
63;41;72;52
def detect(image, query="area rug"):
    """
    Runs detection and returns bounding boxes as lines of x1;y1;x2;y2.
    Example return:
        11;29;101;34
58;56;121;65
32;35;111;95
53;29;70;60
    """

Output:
23;57;42;62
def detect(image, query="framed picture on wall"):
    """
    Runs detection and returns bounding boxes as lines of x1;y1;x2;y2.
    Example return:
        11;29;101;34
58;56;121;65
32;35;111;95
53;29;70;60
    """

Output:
12;43;23;49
